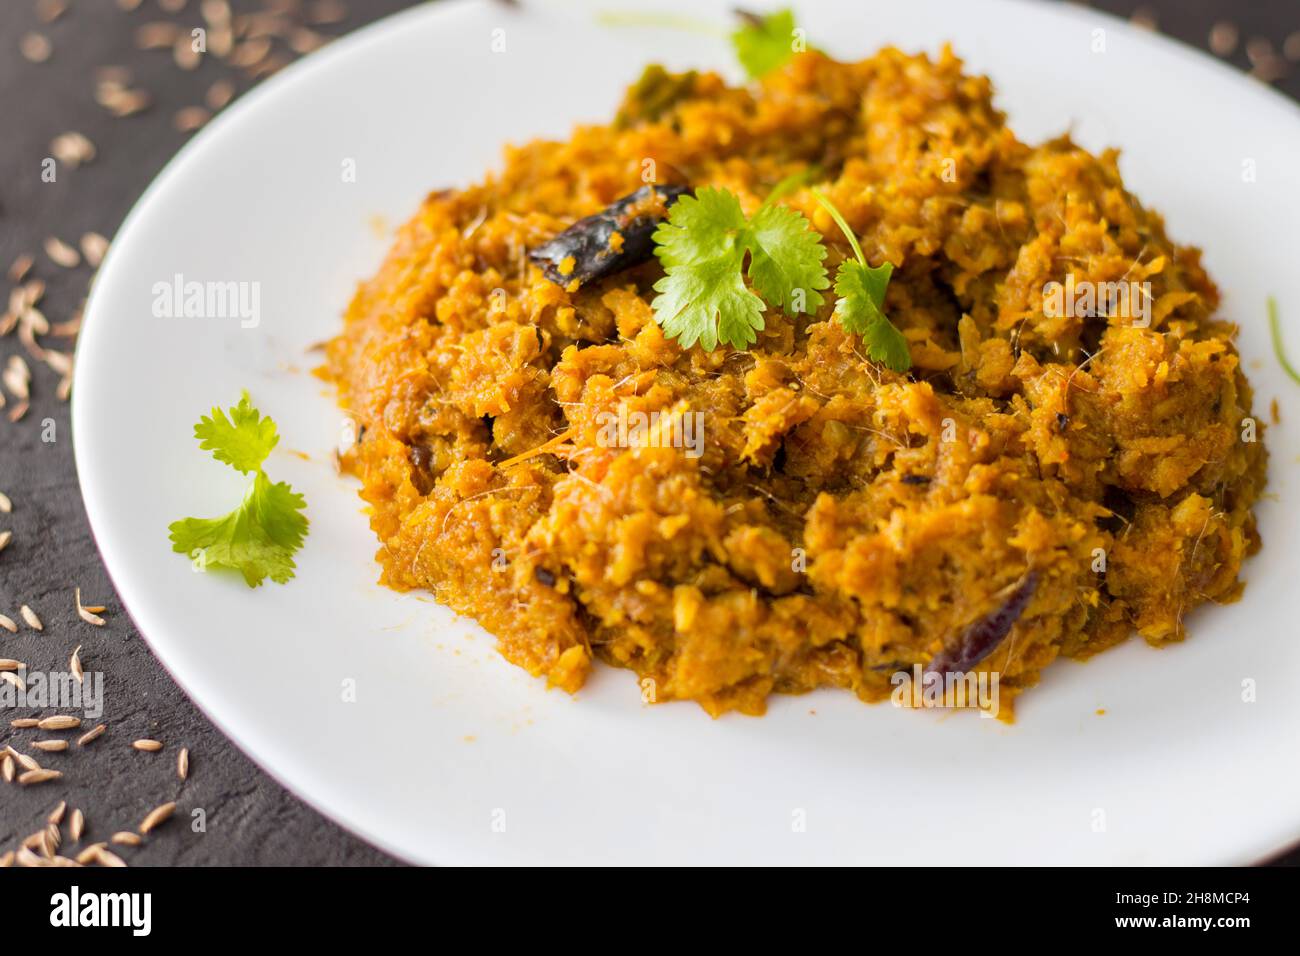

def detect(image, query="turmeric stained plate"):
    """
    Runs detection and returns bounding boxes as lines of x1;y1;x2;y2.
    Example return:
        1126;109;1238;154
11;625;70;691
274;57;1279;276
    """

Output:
74;0;1300;864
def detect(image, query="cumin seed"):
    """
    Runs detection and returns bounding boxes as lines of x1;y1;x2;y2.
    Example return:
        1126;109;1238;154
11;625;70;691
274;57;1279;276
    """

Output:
77;724;107;746
139;801;175;833
19;768;62;785
38;714;81;730
44;236;80;269
19;604;42;631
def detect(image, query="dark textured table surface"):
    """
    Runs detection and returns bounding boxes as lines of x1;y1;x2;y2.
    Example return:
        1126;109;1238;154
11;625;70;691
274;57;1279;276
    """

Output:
1;0;1297;866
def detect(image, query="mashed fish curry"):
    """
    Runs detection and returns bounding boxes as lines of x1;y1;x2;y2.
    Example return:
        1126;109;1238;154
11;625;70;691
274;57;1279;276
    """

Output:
325;48;1265;717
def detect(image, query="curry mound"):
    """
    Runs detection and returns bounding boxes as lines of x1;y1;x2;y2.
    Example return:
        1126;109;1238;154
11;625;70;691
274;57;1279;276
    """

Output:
326;49;1265;718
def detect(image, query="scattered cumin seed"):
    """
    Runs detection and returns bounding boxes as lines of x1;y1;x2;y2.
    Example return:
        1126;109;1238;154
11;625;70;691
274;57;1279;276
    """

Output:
15;846;44;867
11;718;39;728
0;659;22;670
45;351;72;377
1;755;13;782
0;531;11;554
116;0;143;10
0;851;12;867
159;0;187;12
289;28;327;54
205;78;235;110
97;83;152;118
69;808;84;841
1129;6;1157;30
7;255;33;283
36;0;67;24
174;35;202;70
0;490;11;511
20;279;43;307
1209;21;1239;57
48;800;67;825
96;847;128;867
21;33;53;63
76;588;106;626
19;604;42;631
111;831;142;846
1;671;25;691
44;823;62;854
38;715;81;730
22;305;49;335
71;645;84;684
308;0;346;26
7;746;40;771
50;131;96;167
4;356;31;400
34;740;68;753
173;106;211;133
1286;31;1300;62
139;801;175;834
44;237;80;268
7;402;29;425
19;768;62;785
77;724;106;746
201;0;232;24
79;232;109;268
229;37;271;68
247;53;289;79
178;747;190;780
76;843;106;864
132;739;163;752
1246;36;1274;67
135;22;181;50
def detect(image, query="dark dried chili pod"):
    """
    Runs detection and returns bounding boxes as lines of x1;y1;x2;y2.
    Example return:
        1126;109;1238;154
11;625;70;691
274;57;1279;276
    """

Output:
925;569;1039;675
529;184;689;289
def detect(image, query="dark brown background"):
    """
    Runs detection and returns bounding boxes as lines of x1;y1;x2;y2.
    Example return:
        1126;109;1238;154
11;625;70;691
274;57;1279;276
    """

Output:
0;0;1296;866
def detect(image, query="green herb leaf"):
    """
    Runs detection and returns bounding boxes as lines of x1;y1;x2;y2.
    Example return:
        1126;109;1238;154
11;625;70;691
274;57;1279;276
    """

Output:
731;8;799;80
835;260;909;372
1268;296;1300;386
193;390;279;474
811;188;911;372
746;201;829;314
651;186;828;351
169;394;308;587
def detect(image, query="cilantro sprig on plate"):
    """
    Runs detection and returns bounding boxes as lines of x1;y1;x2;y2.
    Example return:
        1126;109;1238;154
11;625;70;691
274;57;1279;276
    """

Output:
168;392;309;587
812;188;911;372
650;186;829;350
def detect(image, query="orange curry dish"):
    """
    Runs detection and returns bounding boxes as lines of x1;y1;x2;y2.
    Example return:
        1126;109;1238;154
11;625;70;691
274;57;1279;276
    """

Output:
325;47;1265;717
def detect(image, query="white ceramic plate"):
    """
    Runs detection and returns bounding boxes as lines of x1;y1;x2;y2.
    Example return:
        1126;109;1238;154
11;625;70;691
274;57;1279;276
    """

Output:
74;0;1300;865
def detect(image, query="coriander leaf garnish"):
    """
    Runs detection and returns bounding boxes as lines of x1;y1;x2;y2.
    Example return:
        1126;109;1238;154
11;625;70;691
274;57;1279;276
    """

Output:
650;186;828;351
746;201;829;315
836;260;909;371
732;8;800;80
811;188;911;372
1268;296;1300;386
169;392;308;587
